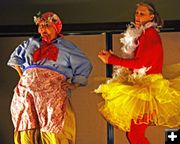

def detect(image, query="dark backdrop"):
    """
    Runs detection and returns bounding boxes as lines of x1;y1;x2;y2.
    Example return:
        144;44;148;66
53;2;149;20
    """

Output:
0;0;180;25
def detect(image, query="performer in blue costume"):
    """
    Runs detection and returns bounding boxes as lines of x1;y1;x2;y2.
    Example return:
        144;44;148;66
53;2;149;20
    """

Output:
8;11;92;144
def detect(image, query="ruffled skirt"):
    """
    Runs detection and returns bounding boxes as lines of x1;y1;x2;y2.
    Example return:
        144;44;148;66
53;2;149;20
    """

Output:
95;64;180;132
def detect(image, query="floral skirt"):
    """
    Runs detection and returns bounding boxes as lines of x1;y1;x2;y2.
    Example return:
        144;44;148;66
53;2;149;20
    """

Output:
95;64;180;132
11;68;68;133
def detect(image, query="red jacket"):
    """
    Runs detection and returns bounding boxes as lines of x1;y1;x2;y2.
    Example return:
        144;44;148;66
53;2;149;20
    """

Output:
108;27;163;74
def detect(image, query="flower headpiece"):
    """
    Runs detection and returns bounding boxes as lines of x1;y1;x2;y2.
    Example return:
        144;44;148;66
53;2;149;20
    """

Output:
34;11;62;33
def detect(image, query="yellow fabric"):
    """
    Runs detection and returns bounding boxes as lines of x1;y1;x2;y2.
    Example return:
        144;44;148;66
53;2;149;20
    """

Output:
95;68;180;132
14;99;76;144
40;132;67;144
61;98;76;144
14;129;39;144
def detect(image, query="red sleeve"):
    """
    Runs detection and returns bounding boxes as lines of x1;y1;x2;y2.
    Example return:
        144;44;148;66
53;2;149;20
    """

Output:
108;54;141;69
108;27;163;73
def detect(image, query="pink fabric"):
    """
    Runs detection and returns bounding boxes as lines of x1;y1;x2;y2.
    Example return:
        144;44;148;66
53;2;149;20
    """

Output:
11;68;67;133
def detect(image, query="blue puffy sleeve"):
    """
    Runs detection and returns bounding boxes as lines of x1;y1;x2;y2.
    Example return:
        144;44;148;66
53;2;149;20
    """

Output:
60;38;92;86
69;47;92;86
7;39;30;69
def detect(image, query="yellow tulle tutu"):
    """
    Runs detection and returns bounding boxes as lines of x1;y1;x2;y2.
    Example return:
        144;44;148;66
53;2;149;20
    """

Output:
95;64;180;132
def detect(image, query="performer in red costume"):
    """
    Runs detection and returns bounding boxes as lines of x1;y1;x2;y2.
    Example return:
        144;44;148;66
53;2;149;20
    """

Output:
95;2;180;144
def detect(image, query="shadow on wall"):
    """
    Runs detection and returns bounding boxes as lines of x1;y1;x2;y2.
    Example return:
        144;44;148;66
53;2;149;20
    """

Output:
0;82;13;143
0;37;26;144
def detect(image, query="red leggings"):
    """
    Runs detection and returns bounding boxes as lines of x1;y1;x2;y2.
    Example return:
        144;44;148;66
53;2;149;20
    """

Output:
127;120;150;144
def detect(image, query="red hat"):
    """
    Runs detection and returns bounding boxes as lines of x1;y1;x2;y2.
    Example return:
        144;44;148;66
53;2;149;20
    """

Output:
34;12;62;33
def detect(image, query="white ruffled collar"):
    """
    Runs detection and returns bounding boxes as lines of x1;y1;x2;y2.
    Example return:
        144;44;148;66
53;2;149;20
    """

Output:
111;22;158;79
120;22;158;58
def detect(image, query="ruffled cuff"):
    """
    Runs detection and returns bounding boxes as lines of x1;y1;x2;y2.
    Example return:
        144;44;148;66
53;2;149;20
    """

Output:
72;75;88;86
7;58;22;68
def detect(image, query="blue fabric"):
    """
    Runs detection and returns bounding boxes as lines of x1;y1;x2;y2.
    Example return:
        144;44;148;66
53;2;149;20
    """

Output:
7;36;92;85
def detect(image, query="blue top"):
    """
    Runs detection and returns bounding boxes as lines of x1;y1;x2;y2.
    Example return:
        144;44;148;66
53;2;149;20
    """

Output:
7;36;92;86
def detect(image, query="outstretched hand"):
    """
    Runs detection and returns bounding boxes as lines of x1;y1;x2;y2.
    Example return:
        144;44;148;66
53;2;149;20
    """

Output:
98;50;113;64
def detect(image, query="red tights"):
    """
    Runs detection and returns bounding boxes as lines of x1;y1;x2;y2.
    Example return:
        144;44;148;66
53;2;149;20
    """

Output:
127;120;150;144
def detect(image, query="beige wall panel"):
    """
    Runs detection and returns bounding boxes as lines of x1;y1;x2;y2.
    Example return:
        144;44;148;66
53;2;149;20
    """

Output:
65;34;107;144
160;32;180;65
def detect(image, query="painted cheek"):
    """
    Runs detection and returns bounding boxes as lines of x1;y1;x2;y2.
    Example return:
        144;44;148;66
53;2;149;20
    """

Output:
135;14;138;19
38;26;44;34
38;28;42;34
